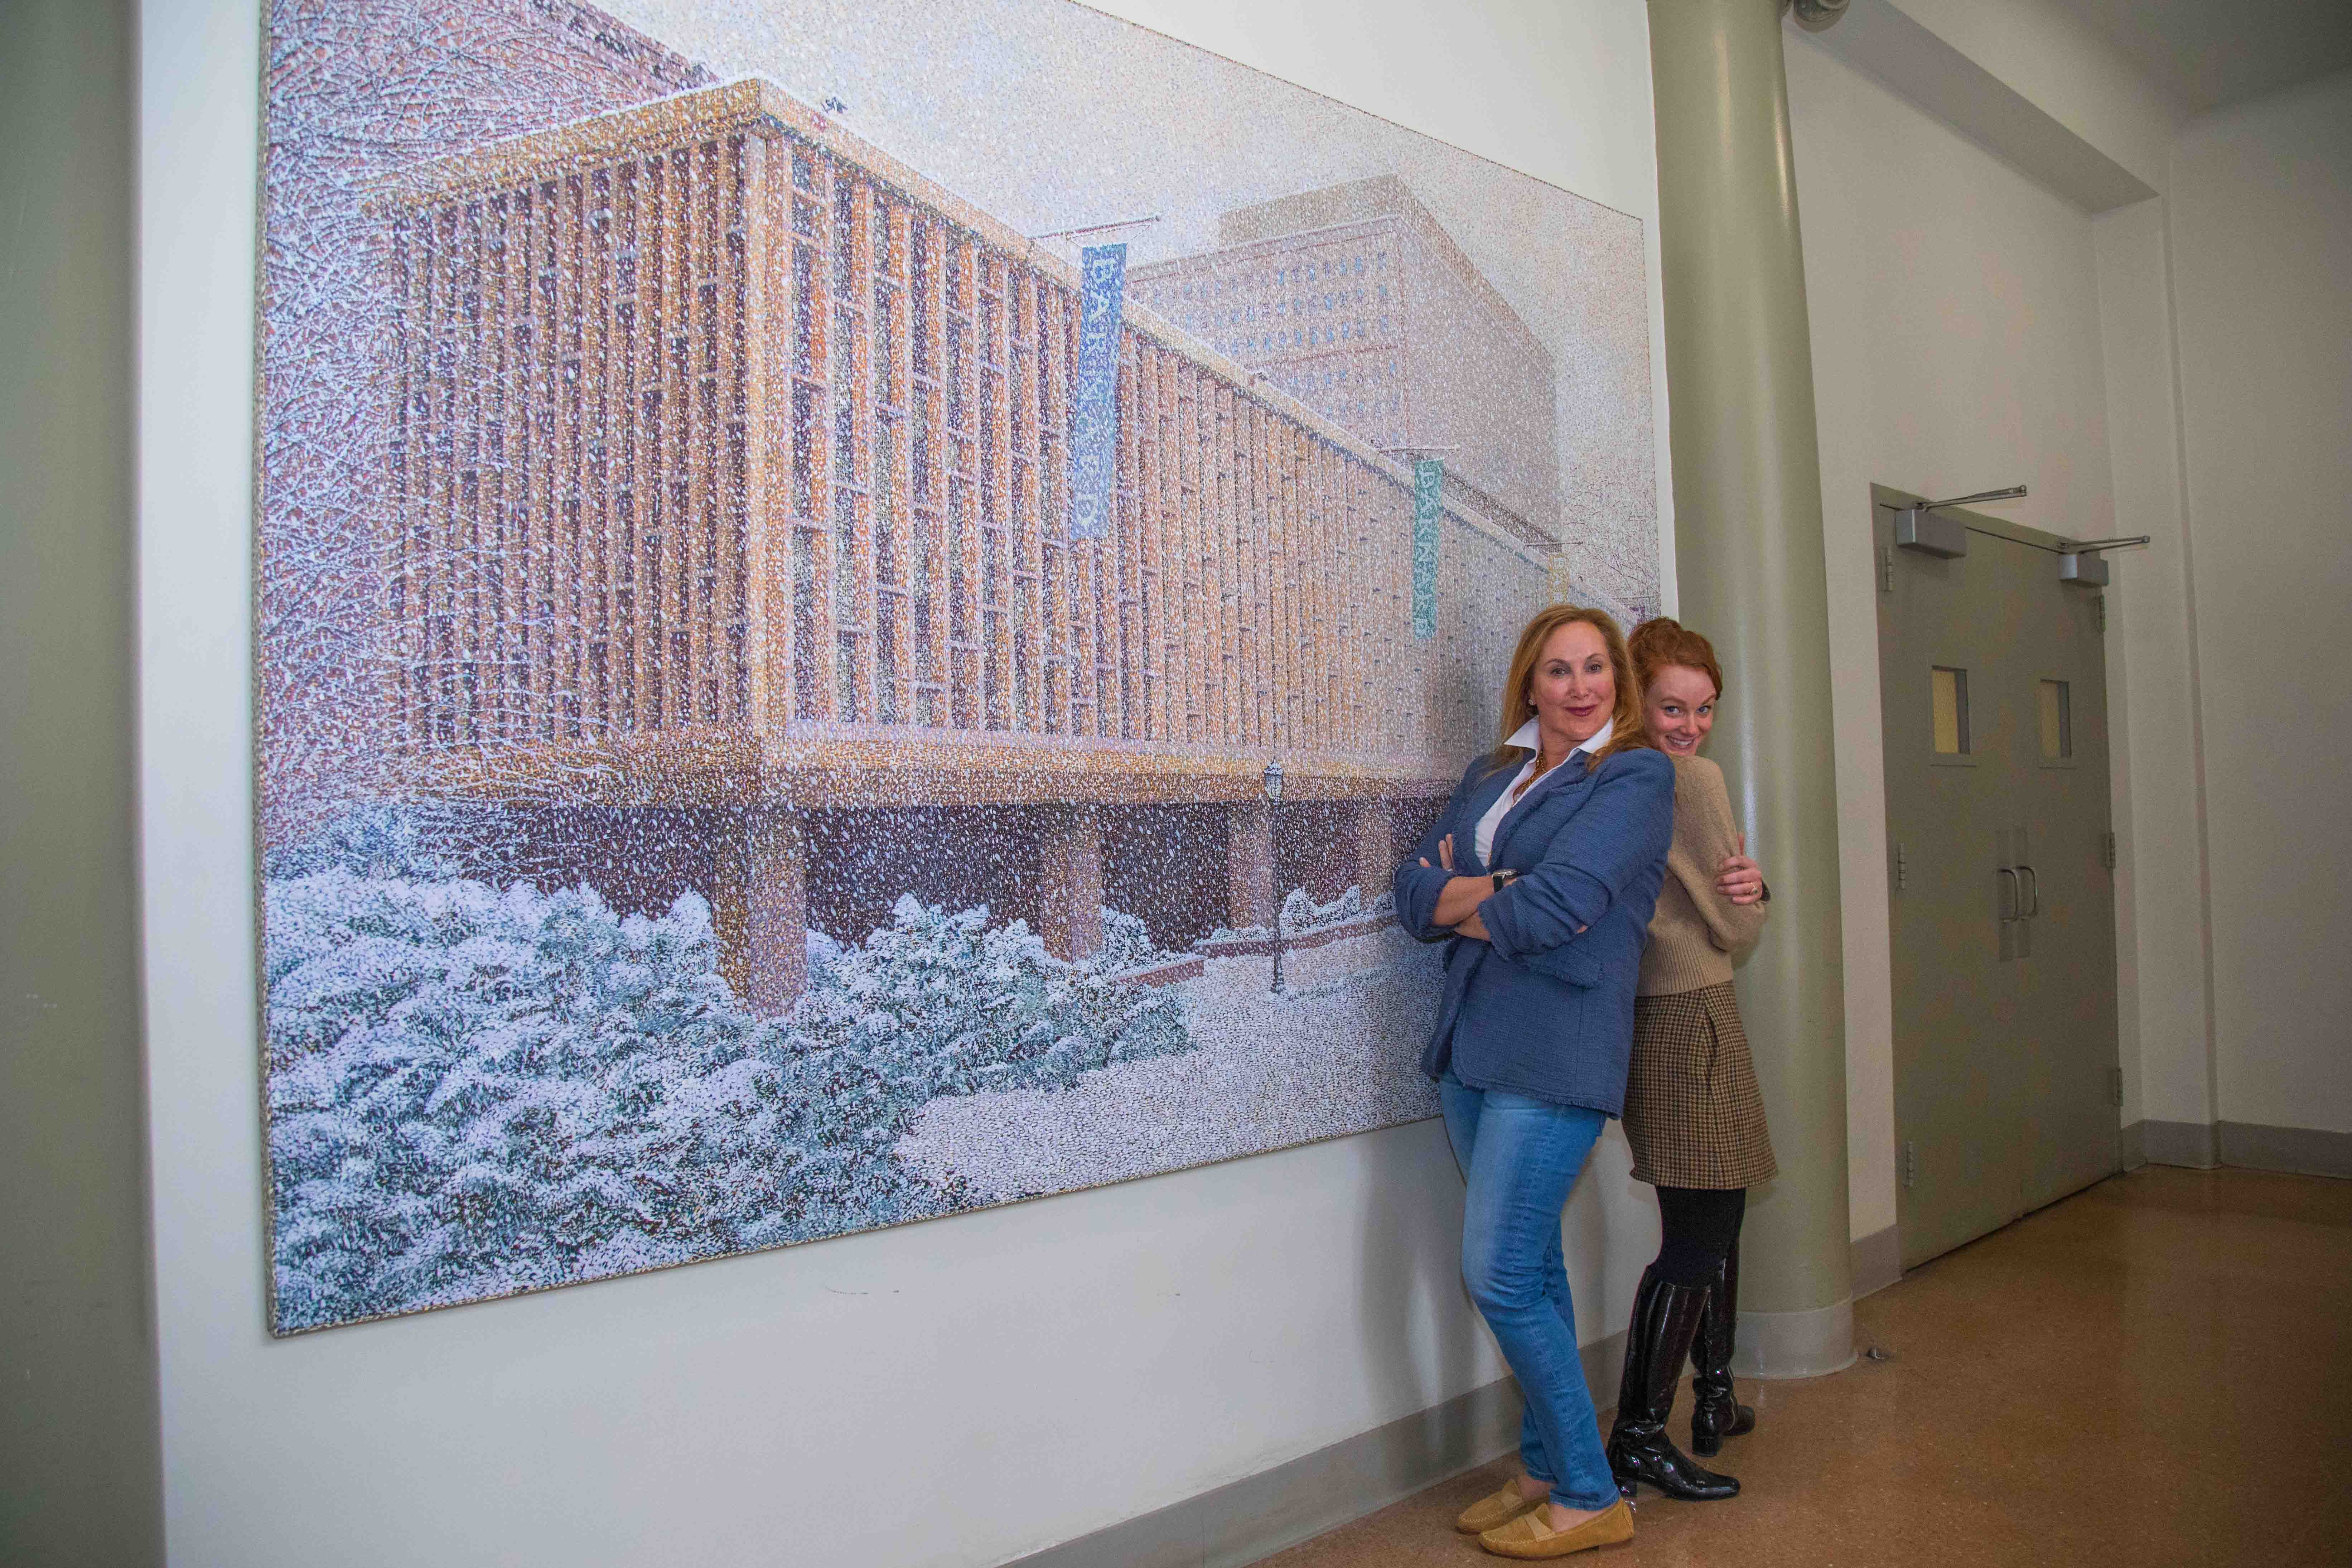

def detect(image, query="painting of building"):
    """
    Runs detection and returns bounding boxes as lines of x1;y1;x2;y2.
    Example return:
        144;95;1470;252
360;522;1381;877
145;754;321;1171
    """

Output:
255;0;1658;1332
1129;176;1562;550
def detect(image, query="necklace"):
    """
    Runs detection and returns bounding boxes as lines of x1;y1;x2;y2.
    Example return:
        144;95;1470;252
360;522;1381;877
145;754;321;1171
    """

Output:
1513;747;1565;802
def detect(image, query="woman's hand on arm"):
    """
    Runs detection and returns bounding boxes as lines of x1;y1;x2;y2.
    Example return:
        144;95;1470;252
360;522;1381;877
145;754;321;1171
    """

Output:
1692;826;1769;957
1394;768;1483;941
1716;834;1766;906
1418;834;1494;934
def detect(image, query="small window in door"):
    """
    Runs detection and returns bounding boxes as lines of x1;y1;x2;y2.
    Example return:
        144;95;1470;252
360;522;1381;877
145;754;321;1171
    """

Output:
1931;666;1970;755
2039;679;2073;761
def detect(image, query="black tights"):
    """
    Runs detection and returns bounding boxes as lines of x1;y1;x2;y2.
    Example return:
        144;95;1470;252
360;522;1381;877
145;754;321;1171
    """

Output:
1651;1186;1747;1287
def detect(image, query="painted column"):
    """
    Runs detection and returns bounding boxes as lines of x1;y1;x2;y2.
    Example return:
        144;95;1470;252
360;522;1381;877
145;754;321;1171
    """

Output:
713;805;808;1014
1038;806;1105;960
1648;0;1854;1376
1224;800;1275;930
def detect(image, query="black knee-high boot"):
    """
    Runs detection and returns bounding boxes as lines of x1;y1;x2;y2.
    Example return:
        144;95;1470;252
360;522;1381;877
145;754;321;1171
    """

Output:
1689;1238;1757;1457
1607;1266;1739;1500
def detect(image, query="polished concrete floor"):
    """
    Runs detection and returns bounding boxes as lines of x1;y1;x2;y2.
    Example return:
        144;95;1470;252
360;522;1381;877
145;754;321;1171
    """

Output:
1255;1166;2352;1567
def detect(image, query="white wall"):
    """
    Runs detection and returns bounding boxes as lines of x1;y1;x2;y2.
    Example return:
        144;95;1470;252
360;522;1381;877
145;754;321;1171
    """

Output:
136;3;1674;1565
1880;0;2182;192
2164;71;2352;1137
1783;31;2124;1241
2091;197;2215;1132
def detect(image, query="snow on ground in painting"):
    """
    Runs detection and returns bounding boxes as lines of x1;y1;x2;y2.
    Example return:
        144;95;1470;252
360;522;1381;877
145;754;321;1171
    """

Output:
897;926;1443;1203
259;817;1443;1331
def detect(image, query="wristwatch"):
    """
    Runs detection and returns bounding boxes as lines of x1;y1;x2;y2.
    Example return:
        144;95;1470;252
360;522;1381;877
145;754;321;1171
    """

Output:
1492;870;1518;892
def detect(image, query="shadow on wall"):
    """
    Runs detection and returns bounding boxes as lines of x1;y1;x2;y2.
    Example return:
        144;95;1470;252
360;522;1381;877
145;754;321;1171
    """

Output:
1354;1118;1487;1443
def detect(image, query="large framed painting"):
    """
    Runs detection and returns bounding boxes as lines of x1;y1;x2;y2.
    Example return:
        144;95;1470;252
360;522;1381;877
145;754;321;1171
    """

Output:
258;0;1660;1332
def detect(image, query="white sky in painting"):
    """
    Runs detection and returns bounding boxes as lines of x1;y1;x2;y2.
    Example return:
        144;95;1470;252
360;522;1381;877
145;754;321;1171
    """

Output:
598;0;1656;590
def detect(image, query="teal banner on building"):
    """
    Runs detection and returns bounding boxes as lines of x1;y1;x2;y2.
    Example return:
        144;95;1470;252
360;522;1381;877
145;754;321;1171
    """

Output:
1071;243;1127;541
1412;459;1442;639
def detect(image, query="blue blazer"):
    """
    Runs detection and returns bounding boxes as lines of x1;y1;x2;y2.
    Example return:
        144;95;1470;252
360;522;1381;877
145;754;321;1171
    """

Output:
1392;745;1674;1115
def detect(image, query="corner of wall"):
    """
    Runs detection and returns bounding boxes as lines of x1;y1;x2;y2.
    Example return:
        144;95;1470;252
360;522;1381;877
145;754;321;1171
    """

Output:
2087;195;2217;1133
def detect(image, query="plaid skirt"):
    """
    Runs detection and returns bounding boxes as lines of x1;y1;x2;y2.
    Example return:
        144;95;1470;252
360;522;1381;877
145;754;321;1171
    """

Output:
1622;983;1778;1189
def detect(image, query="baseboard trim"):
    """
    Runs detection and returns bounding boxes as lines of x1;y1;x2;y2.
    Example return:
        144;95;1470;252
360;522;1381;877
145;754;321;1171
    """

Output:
2141;1119;2218;1169
2123;1119;2347;1179
1732;1297;1854;1380
1008;1332;1639;1568
1004;1376;1524;1568
1009;1283;1869;1566
1849;1225;1902;1300
2218;1120;2352;1179
2119;1120;2148;1171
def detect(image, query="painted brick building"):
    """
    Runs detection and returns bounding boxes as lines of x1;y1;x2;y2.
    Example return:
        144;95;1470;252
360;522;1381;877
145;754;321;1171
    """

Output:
365;79;1555;1008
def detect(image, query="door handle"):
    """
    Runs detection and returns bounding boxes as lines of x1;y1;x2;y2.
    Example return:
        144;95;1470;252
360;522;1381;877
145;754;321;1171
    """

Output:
2018;864;2040;917
1997;867;2020;921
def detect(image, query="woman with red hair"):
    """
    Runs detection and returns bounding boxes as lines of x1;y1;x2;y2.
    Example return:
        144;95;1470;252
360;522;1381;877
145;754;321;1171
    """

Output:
1602;616;1775;1504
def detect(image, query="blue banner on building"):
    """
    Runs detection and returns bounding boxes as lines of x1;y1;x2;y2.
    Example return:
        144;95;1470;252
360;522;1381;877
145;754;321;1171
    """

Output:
1412;459;1443;639
1070;243;1127;542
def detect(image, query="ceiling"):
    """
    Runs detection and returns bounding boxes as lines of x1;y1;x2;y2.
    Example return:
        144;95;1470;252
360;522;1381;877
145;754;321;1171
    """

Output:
2042;0;2352;116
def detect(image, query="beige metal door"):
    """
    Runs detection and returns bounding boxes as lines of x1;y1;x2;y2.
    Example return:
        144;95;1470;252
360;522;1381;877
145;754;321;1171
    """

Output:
2009;580;2121;1210
1874;486;2120;1270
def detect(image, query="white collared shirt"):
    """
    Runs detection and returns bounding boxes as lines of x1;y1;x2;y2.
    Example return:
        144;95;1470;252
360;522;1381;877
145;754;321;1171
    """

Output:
1472;715;1614;867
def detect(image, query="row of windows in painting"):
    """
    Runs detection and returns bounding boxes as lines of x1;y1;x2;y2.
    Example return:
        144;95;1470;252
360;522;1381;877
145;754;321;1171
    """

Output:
1157;284;1393;330
1191;320;1391;360
1136;246;1400;371
1165;250;1390;301
1273;360;1395;394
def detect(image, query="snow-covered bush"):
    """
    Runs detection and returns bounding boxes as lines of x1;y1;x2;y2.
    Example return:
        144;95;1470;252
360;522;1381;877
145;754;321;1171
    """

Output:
263;800;496;881
1281;884;1382;933
1207;885;1395;945
795;896;1188;1108
1097;907;1165;971
264;872;1191;1331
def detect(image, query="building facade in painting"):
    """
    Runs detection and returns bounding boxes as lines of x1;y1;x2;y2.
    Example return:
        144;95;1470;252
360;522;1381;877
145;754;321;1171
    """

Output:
256;0;713;837
1128;177;1564;551
365;79;1555;1008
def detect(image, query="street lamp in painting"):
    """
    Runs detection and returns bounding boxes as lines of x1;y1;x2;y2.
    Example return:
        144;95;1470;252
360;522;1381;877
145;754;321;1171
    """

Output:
1263;760;1285;994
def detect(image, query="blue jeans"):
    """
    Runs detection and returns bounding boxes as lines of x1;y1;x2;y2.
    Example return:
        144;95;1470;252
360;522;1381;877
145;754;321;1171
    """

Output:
1439;1072;1616;1511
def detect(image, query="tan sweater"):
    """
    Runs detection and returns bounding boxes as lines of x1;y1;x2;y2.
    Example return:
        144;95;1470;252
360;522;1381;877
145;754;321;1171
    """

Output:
1637;754;1769;997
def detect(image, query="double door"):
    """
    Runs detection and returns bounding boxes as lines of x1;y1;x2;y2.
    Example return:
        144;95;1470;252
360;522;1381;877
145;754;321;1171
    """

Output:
1875;492;2120;1270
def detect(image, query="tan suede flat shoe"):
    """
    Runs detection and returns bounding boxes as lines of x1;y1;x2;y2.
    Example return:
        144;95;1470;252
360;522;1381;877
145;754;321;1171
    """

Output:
1453;1479;1549;1535
1477;1495;1634;1558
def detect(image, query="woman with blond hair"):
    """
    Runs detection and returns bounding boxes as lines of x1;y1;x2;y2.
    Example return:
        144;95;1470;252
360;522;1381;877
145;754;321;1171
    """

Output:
1602;615;1774;1504
1394;605;1674;1559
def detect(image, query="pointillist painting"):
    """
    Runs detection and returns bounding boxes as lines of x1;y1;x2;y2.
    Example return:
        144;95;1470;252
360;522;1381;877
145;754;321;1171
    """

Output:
257;0;1659;1332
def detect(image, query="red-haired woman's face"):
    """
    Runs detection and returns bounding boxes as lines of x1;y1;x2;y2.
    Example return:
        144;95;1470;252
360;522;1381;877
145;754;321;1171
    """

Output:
1529;620;1615;748
1645;662;1718;756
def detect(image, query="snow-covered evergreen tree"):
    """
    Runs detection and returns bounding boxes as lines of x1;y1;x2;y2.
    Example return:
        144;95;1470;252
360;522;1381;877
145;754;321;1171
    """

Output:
264;825;1191;1332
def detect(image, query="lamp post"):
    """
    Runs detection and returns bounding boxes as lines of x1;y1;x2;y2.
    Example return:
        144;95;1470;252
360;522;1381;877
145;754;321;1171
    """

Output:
1262;761;1285;994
